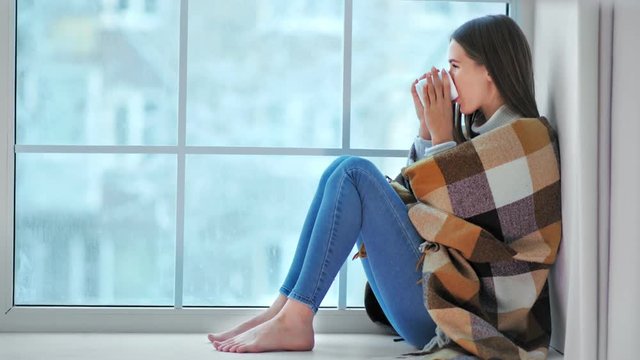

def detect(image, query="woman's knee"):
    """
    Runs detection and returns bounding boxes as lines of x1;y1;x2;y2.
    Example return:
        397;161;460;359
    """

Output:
332;155;353;165
322;156;374;179
336;156;377;174
322;156;380;189
320;156;352;182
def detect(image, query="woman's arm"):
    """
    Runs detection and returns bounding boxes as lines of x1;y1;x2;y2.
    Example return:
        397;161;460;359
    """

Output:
408;137;456;166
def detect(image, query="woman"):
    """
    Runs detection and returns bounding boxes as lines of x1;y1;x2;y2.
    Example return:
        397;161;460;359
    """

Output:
208;14;542;353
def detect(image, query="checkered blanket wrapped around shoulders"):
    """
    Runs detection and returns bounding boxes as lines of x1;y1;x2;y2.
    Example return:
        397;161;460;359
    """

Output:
399;117;562;360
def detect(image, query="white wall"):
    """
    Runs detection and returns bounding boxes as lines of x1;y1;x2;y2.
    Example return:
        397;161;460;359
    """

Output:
533;0;640;358
531;0;600;357
607;1;640;359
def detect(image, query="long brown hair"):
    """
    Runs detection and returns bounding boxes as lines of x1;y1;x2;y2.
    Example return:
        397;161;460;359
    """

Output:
450;15;539;143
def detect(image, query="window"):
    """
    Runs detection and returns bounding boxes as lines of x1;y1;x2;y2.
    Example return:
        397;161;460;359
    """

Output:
145;0;157;14
118;0;129;12
1;0;512;330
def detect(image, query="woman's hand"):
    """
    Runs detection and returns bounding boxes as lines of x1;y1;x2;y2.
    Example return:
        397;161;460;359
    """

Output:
411;73;431;140
423;67;454;145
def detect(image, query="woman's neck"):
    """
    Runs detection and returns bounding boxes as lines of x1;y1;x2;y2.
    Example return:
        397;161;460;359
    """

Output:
480;85;505;120
481;100;505;120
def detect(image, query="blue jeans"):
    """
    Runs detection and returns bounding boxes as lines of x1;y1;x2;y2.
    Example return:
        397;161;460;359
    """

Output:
279;156;437;348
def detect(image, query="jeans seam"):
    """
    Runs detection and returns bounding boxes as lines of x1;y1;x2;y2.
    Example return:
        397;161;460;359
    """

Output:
309;170;347;304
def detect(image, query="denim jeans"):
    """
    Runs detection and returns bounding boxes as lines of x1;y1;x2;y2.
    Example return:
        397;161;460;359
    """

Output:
279;156;437;348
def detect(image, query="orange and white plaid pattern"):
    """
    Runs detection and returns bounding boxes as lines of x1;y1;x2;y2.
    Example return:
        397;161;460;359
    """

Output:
401;117;562;360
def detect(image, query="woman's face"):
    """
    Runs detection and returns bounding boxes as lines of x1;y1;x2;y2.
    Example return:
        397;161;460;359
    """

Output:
448;40;498;115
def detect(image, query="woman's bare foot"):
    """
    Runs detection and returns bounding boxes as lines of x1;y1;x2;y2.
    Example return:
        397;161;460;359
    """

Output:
207;294;287;343
212;299;315;353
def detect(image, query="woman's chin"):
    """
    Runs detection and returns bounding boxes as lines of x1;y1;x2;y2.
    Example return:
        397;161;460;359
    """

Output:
458;103;477;116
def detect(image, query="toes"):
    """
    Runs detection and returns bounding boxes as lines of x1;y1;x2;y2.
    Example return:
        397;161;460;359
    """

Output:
207;334;216;343
229;340;252;353
213;340;228;351
219;338;238;352
235;344;254;353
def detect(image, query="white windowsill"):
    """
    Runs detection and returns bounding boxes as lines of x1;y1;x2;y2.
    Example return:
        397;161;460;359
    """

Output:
0;333;565;360
0;306;388;334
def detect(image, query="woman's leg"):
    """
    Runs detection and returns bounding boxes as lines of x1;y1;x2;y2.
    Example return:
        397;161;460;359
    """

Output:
304;156;436;347
214;156;435;352
357;237;437;348
279;155;352;295
209;156;351;342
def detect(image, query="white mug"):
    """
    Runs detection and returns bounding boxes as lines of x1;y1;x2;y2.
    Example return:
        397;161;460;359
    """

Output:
415;71;459;105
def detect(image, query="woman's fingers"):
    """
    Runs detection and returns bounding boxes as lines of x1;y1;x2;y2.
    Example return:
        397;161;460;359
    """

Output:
425;72;435;108
412;73;428;96
411;79;423;105
431;67;443;100
425;68;454;104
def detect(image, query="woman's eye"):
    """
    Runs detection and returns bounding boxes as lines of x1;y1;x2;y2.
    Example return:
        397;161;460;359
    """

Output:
451;64;459;69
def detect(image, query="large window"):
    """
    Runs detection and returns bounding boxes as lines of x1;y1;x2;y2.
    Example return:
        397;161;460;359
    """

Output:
10;0;508;311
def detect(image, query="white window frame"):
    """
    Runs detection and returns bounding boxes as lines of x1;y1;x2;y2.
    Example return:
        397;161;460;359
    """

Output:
0;0;529;332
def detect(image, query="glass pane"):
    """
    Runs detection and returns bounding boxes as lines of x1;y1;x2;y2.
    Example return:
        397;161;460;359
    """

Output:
183;155;341;307
347;244;366;308
346;157;407;308
14;154;176;305
15;1;179;145
186;1;343;148
351;1;507;149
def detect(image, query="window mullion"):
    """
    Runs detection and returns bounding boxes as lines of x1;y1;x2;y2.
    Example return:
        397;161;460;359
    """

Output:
342;0;353;152
174;0;189;309
337;0;354;311
0;0;17;315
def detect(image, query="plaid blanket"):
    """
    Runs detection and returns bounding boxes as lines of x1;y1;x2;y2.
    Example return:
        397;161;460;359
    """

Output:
399;117;562;359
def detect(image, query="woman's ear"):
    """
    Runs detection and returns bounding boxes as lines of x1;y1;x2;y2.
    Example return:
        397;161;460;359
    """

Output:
485;69;494;83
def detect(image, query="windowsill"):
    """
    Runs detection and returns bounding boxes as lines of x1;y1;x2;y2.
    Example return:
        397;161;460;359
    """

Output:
0;306;387;334
0;333;565;359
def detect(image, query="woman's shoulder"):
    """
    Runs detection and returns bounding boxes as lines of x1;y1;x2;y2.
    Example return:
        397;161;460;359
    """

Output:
508;116;559;146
